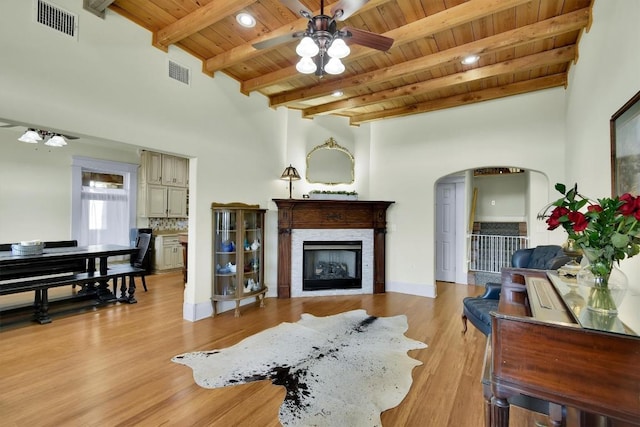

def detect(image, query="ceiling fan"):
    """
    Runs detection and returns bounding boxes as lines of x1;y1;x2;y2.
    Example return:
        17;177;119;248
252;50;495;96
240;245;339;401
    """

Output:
1;121;79;147
253;0;394;77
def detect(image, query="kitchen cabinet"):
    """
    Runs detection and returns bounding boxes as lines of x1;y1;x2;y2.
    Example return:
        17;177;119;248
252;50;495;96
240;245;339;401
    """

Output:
141;151;163;185
211;202;267;317
139;151;188;218
162;155;188;187
141;185;187;218
154;234;184;271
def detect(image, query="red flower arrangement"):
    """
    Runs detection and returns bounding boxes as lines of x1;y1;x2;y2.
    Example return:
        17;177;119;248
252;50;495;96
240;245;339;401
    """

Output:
539;183;640;278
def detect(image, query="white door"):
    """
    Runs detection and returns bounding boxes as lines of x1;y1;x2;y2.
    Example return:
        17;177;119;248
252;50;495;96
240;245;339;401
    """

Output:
436;182;456;282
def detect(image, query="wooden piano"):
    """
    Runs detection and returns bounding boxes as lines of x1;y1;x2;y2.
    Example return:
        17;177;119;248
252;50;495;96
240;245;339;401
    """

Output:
486;268;640;427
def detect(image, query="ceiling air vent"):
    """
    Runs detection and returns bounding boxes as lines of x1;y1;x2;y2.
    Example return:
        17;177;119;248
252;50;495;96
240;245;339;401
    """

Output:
35;0;78;38
168;60;190;85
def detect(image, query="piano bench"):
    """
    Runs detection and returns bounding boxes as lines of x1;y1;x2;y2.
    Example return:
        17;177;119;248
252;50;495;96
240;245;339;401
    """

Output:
462;297;498;336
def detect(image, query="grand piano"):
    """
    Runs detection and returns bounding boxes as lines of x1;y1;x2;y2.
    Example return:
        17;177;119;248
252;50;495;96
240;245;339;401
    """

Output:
486;267;640;427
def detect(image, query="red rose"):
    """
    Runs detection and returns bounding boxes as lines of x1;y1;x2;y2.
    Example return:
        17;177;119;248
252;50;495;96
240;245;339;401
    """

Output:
587;204;603;213
568;211;588;232
618;193;638;216
546;206;569;230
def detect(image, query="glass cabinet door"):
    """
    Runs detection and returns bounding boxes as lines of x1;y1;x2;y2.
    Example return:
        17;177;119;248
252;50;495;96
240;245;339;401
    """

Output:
213;209;237;296
242;210;263;294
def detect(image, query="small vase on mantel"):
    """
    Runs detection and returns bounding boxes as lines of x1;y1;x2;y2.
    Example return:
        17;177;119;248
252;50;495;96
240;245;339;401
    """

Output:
577;259;628;315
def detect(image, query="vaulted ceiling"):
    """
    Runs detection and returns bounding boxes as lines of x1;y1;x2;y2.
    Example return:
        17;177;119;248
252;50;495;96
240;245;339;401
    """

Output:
86;0;593;125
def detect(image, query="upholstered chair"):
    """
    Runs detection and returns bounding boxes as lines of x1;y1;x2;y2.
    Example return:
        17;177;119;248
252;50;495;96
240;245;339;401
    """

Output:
461;245;570;335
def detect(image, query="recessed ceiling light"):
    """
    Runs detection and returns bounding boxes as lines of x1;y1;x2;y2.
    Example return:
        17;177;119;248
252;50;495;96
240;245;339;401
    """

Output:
236;12;256;28
461;55;480;65
332;90;344;97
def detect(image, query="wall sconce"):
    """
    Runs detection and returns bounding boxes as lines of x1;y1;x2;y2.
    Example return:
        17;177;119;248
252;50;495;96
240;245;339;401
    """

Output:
18;128;68;147
280;164;301;199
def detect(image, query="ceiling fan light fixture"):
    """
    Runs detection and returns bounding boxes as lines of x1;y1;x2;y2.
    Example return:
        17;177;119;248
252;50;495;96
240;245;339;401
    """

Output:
236;12;256;28
18;129;43;143
327;38;350;59
461;55;480;65
296;56;317;74
324;57;345;75
296;36;320;57
44;134;67;147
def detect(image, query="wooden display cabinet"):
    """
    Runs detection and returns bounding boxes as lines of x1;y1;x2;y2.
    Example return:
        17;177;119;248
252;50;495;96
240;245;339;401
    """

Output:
211;202;267;316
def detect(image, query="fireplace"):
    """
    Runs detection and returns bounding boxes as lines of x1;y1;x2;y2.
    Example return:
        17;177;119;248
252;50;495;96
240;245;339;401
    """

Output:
273;199;394;298
303;241;362;291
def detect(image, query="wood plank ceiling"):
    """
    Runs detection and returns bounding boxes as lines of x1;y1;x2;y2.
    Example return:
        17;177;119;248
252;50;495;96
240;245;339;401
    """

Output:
96;0;594;125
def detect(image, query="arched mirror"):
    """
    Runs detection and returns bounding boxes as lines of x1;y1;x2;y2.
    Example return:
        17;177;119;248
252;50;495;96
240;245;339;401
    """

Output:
306;137;354;185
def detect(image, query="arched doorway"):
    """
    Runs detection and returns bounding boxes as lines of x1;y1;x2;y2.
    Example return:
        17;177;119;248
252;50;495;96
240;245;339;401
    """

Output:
435;168;550;285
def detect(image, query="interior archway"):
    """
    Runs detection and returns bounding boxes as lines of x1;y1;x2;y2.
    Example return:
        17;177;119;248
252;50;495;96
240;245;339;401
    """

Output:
434;167;551;286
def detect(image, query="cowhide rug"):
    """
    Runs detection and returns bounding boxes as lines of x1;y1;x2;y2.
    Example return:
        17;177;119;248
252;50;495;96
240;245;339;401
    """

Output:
172;309;427;427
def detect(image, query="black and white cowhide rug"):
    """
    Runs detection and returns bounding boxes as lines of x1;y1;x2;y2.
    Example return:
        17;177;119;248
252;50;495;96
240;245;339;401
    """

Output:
172;309;427;426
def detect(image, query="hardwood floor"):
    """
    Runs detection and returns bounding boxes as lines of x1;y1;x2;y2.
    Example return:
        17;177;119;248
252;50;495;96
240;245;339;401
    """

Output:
0;272;547;426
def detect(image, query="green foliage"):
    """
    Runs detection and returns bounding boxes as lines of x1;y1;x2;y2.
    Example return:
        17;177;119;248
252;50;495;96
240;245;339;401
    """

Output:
540;183;640;274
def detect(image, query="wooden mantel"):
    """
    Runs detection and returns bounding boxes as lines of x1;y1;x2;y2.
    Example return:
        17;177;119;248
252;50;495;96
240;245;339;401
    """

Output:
273;199;394;298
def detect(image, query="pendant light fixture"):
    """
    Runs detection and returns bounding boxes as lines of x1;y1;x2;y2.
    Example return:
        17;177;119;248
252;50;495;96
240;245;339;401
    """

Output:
18;128;68;147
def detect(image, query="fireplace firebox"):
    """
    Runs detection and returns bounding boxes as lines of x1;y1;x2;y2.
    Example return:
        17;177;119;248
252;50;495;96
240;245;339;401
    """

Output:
303;241;362;291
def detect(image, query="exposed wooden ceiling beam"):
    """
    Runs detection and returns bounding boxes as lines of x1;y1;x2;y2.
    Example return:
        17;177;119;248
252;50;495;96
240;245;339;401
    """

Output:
240;0;531;94
270;8;589;108
152;0;256;52
302;45;576;117
349;74;568;125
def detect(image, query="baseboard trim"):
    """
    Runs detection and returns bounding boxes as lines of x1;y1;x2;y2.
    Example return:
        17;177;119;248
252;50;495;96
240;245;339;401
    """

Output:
183;301;213;322
386;281;437;298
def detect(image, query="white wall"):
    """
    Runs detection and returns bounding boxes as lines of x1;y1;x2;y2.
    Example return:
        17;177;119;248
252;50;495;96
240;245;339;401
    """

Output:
0;129;139;241
370;88;566;296
564;0;640;326
473;173;526;222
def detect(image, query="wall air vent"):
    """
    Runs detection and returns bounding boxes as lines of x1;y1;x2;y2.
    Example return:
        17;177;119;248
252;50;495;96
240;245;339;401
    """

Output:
168;60;190;85
35;0;78;38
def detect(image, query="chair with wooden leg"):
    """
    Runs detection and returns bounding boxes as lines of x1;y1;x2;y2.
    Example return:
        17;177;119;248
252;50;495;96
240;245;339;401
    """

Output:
112;233;152;303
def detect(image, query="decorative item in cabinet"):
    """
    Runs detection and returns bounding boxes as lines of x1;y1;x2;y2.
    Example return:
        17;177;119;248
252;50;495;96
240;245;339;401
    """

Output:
212;202;267;317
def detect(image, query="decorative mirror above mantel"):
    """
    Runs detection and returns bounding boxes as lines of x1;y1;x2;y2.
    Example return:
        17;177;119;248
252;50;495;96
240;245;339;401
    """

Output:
306;137;354;185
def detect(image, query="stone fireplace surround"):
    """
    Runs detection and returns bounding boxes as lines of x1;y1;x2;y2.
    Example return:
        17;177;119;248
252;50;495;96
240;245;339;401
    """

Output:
273;199;394;298
292;229;373;297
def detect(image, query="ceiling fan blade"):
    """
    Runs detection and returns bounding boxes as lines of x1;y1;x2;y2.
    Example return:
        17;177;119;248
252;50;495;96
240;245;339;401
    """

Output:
253;31;305;50
331;0;369;20
279;0;313;18
343;27;393;51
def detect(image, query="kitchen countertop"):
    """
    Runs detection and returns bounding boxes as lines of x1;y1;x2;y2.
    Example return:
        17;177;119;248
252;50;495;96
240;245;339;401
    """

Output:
153;229;187;236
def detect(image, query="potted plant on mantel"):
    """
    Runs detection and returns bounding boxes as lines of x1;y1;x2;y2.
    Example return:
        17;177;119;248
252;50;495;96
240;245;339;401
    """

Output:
307;190;358;201
538;183;640;314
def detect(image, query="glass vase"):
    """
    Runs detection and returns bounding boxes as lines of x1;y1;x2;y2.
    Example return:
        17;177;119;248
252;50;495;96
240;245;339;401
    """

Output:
577;262;628;315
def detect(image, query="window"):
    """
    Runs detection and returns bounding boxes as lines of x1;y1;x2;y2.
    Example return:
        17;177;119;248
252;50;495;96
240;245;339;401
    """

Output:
71;157;138;248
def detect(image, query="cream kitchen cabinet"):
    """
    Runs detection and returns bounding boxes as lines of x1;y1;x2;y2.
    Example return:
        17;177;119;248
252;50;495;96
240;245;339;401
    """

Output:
141;151;188;188
154;234;184;271
161;155;188;187
139;151;189;218
141;151;163;185
140;185;187;218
